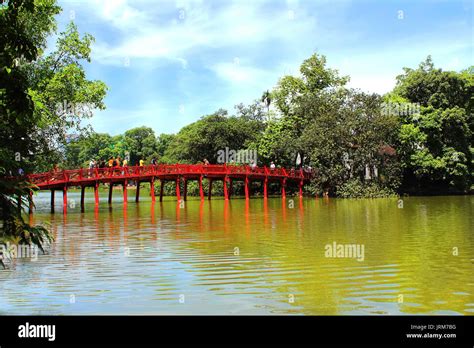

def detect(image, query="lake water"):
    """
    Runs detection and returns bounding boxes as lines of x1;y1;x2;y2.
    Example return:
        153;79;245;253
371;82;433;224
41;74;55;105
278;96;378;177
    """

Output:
0;191;473;315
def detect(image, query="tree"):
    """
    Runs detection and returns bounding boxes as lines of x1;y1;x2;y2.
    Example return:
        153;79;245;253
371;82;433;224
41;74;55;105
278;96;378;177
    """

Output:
0;0;61;264
391;57;473;192
156;133;176;163
123;126;158;165
271;53;349;116
234;100;267;122
164;109;262;164
24;21;108;171
256;53;349;168
394;56;473;111
256;117;300;166
296;89;400;196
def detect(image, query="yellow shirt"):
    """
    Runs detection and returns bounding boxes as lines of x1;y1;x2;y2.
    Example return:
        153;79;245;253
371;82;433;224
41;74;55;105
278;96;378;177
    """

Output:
123;159;128;166
139;159;144;166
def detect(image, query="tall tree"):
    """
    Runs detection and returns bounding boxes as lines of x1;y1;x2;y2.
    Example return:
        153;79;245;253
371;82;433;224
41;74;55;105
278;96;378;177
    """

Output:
24;21;108;171
0;0;61;263
165;109;262;164
123;126;158;165
298;89;400;196
391;56;473;192
258;53;349;167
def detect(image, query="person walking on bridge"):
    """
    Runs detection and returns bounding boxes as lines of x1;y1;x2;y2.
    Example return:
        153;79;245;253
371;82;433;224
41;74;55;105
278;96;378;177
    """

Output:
250;160;257;171
88;159;95;177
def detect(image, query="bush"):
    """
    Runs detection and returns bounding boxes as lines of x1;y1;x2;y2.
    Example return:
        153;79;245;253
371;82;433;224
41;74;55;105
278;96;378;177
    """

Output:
336;179;397;198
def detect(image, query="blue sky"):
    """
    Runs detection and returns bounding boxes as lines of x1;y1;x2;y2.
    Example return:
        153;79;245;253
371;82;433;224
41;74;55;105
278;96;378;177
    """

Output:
53;0;473;136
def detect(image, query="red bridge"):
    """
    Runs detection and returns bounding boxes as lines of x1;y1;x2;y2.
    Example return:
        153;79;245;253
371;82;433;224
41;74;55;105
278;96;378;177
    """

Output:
27;164;312;212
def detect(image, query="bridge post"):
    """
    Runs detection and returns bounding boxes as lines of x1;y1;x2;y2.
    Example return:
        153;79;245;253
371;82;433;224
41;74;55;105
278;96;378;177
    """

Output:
244;177;249;200
223;177;228;200
80;186;85;211
208;179;213;200
123;180;128;205
50;189;55;213
63;186;67;213
108;183;113;204
183;178;187;201
94;183;99;206
263;177;268;199
281;178;286;199
199;176;204;201
159;180;164;202
299;179;303;197
176;176;181;202
150;178;155;202
135;181;140;202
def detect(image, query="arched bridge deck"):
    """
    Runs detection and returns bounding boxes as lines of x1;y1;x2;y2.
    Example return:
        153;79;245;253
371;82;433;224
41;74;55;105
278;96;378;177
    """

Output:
27;164;313;212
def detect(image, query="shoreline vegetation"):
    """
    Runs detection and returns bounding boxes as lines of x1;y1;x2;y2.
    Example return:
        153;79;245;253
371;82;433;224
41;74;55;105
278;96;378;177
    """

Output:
0;1;472;254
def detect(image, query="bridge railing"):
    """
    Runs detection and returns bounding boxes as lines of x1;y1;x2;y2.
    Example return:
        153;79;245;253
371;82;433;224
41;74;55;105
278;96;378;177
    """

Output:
156;164;183;175
176;164;204;174
201;164;228;174
226;165;249;175
25;164;314;187
28;172;57;186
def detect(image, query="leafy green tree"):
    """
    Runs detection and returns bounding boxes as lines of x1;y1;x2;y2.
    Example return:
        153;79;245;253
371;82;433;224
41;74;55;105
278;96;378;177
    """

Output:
79;133;114;163
64;132;134;168
123;126;158;165
24;21;108;171
258;53;350;168
64;137;82;168
164;109;263;164
0;0;61;263
256;117;300;165
272;53;349;116
234;100;267;122
297;89;400;195
156;133;176;163
394;56;473;111
391;57;473;192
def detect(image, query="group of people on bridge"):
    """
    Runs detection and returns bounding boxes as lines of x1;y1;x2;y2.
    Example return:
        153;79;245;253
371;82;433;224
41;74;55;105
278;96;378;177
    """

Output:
88;156;156;171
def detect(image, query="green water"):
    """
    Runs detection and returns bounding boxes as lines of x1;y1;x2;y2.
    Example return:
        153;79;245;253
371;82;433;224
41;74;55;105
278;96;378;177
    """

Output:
0;192;473;315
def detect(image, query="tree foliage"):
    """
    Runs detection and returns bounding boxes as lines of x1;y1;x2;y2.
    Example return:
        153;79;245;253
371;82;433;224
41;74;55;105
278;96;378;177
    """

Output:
25;21;108;171
392;56;473;192
0;0;61;261
164;109;263;163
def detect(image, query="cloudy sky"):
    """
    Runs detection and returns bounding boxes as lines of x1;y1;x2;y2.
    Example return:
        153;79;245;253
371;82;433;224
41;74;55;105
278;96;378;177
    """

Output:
53;0;473;135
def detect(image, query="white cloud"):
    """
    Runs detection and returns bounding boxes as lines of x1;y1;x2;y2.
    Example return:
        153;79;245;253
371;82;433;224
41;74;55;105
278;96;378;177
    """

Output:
75;0;322;67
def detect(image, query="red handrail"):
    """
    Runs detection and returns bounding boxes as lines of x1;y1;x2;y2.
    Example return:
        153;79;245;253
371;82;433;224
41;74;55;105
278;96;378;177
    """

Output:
25;164;314;188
